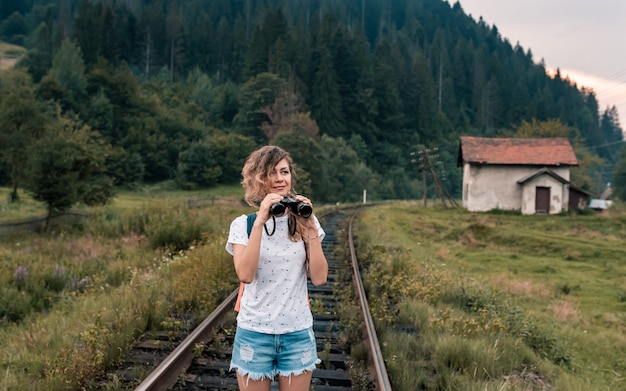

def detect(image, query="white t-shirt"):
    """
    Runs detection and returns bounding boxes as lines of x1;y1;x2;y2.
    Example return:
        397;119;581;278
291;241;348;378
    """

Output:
226;213;325;334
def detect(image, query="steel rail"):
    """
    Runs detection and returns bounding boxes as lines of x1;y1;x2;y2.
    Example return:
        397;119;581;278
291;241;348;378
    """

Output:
134;207;392;390
134;289;238;391
347;209;393;391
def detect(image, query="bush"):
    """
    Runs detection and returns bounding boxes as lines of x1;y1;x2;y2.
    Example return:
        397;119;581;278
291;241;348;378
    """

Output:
0;286;30;323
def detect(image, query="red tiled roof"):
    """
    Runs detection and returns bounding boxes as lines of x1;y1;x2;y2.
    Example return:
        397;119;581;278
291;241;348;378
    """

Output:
458;136;578;166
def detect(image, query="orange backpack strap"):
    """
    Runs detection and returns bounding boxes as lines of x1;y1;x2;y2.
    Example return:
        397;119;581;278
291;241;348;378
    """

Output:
234;213;256;312
234;282;245;312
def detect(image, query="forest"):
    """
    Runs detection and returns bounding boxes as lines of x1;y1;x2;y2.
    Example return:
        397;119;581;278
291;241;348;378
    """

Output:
1;0;625;212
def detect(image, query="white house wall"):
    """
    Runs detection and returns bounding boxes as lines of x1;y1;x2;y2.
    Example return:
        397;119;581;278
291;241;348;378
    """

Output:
520;176;569;215
462;164;570;213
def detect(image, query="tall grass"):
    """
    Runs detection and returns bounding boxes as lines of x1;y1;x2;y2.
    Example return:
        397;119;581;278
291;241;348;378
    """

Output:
353;202;626;390
3;192;625;390
0;192;248;390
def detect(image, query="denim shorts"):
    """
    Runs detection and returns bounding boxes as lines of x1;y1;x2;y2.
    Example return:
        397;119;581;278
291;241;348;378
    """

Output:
230;326;320;380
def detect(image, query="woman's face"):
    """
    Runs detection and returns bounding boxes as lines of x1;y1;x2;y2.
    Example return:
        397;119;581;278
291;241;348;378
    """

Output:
267;158;292;196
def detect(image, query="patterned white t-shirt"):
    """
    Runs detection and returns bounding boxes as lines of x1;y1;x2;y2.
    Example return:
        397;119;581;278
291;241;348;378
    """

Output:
226;213;325;334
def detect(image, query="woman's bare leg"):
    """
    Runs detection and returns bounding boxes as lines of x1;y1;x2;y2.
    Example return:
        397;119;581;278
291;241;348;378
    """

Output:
277;371;313;391
236;372;271;391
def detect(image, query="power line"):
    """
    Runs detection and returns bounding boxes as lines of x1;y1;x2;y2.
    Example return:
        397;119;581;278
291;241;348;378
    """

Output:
585;139;626;150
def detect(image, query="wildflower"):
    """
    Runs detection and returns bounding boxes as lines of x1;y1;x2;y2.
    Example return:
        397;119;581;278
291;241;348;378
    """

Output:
53;264;66;278
13;265;28;289
67;276;92;292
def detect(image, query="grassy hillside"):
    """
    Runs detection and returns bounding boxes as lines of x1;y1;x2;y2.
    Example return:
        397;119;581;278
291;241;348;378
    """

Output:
0;41;26;69
354;202;626;390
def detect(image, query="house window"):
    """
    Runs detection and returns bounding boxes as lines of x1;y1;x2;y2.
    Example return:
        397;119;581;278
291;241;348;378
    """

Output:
535;187;550;214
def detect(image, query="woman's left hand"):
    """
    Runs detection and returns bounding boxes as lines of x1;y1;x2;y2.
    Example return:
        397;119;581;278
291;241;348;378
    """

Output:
294;195;316;226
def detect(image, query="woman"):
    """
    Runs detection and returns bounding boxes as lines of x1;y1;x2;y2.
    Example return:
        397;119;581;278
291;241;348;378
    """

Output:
226;145;328;390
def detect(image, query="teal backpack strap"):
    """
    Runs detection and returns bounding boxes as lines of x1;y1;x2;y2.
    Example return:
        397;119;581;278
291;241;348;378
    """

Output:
246;213;256;236
235;213;256;312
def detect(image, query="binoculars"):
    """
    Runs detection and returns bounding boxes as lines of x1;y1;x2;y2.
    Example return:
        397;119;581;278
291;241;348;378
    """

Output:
270;197;313;218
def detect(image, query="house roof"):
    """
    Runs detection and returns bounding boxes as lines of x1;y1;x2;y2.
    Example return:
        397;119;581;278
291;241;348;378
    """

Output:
517;167;569;185
569;185;594;197
457;136;578;167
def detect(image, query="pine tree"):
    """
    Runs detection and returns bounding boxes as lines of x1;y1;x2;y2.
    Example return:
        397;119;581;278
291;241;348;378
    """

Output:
0;68;47;202
27;114;114;227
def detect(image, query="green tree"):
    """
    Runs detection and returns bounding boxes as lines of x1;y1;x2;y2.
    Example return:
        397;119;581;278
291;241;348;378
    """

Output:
139;2;167;76
26;114;114;226
371;38;404;139
273;131;322;198
0;68;47;202
206;134;257;184
245;7;289;78
316;134;379;203
165;1;186;82
175;142;222;189
612;146;626;201
0;11;27;45
176;133;256;189
106;147;145;186
122;118;170;182
261;79;319;141
234;72;287;141
42;38;88;111
25;21;55;82
405;51;437;142
86;89;114;140
74;0;101;65
598;106;623;165
512;118;604;191
310;44;344;136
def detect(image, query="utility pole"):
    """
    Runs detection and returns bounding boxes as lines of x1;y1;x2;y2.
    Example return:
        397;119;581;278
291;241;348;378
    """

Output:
410;150;428;207
411;147;458;208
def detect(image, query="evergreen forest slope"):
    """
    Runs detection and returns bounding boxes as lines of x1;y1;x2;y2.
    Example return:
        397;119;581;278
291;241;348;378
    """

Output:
0;0;624;205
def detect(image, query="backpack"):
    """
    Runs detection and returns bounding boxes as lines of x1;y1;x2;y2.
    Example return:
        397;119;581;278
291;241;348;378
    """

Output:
234;213;310;312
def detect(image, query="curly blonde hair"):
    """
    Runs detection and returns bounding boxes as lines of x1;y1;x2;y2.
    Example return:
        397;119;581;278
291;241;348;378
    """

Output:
241;145;297;207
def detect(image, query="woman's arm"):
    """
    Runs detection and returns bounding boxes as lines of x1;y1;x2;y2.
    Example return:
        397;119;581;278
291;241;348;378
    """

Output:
306;228;328;286
294;195;328;286
233;193;285;283
232;218;265;283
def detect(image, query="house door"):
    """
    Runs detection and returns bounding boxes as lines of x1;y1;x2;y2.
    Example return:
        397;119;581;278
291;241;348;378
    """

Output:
535;187;550;214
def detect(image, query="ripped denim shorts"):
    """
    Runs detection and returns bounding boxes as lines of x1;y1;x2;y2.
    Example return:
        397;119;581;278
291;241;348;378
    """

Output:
230;326;320;381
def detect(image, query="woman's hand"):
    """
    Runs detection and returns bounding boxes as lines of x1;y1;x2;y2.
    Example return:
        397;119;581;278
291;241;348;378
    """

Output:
294;194;327;285
257;193;285;223
294;195;317;230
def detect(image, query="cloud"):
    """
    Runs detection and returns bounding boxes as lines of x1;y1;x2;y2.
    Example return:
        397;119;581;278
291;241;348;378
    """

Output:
458;0;626;125
558;68;626;123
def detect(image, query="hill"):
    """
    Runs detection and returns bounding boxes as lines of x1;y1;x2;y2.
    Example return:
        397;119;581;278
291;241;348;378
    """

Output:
0;0;623;204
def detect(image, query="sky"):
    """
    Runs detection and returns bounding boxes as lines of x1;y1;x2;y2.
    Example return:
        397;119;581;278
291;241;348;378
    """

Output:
456;0;626;130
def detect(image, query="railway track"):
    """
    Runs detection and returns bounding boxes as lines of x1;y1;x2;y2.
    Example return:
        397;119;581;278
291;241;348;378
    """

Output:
110;208;391;390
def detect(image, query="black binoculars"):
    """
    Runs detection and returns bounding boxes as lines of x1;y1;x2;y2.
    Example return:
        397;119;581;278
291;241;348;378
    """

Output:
270;197;313;218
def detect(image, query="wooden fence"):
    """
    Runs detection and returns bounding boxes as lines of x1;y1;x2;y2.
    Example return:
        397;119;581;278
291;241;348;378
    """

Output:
0;211;89;236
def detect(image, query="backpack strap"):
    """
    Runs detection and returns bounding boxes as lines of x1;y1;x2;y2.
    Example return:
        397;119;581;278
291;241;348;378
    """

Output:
234;213;256;312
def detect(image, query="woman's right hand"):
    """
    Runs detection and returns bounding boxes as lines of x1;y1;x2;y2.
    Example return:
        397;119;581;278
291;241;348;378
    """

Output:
257;193;284;223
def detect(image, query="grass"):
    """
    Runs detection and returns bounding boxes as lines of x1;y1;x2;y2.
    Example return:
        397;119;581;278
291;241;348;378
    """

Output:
2;188;625;390
0;186;249;390
0;41;26;70
0;183;243;220
0;188;48;220
353;201;626;390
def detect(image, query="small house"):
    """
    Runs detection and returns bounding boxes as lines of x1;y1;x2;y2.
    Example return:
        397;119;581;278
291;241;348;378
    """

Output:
457;136;579;214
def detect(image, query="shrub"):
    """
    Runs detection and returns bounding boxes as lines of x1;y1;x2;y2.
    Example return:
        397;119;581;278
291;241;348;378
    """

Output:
0;286;30;323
